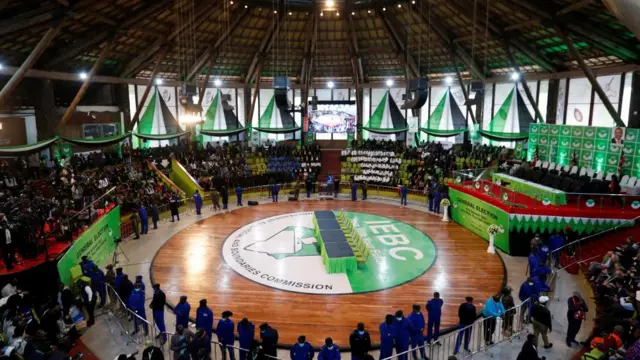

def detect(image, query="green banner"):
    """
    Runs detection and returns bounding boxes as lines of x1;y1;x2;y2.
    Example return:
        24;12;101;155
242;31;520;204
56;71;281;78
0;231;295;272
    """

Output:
449;189;510;253
57;206;121;286
169;158;204;196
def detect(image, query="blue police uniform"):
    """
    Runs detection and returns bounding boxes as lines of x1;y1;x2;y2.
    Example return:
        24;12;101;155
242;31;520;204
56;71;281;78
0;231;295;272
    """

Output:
138;206;149;234
236;186;243;206
393;317;412;360
290;342;315;360
237;321;255;360
174;299;191;330
317;345;340;360
216;318;236;360
196;305;214;338
407;311;426;360
128;288;148;334
426;298;443;343
379;321;395;360
194;191;203;215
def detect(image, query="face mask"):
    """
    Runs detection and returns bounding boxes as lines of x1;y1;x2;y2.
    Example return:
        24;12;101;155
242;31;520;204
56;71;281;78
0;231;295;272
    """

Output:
397;317;402;321
298;343;305;347
528;282;534;286
135;288;141;292
327;346;334;350
358;331;365;335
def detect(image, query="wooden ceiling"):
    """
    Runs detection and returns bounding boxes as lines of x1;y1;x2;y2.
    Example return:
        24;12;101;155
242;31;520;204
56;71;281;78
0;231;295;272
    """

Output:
0;0;638;86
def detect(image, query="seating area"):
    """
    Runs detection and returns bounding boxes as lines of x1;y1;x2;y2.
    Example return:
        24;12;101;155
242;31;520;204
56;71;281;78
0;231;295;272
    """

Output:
506;161;640;195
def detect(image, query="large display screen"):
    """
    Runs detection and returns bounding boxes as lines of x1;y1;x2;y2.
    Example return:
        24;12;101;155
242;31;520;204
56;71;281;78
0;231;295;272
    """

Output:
308;104;356;134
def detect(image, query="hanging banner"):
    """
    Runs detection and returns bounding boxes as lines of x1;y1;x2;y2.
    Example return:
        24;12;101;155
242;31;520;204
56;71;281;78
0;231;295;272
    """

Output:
449;189;510;253
57;206;121;286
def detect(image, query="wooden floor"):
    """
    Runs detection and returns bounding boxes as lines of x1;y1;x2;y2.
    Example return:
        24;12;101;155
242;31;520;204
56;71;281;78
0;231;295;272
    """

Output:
151;201;505;347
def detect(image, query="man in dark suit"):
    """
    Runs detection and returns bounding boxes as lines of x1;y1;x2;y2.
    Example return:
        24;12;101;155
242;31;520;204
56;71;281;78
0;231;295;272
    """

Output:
611;127;624;145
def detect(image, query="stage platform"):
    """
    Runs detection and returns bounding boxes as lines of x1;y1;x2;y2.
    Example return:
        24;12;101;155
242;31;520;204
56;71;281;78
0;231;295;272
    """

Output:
151;201;505;348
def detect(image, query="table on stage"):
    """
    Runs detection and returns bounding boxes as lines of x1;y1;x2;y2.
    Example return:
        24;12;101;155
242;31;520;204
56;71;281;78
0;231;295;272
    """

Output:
313;211;358;274
492;173;568;206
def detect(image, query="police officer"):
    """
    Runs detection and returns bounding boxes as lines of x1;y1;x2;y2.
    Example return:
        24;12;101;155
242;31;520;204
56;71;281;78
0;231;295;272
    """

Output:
196;299;214;339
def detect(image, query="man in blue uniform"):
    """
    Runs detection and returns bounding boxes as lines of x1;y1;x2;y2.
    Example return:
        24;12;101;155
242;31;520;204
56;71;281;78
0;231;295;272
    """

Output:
349;323;371;360
318;337;340;360
80;256;97;278
150;283;167;342
400;185;408;206
128;283;148;335
273;184;280;203
548;231;564;268
216;310;235;360
519;277;538;322
379;314;394;360
326;173;334;195
151;202;160;230
426;292;443;345
173;295;191;330
138;204;149;234
194;190;203;215
134;275;146;293
259;323;279;358
393;310;412;360
237;318;255;360
351;182;357;201
407;305;426;360
93;266;106;307
291;335;314;360
432;182;441;213
236;185;244;206
196;299;214;339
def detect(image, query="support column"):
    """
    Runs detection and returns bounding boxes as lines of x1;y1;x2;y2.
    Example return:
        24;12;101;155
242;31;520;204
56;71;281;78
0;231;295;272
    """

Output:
546;79;560;124
475;89;485;129
115;84;131;131
32;79;57;140
629;72;640;128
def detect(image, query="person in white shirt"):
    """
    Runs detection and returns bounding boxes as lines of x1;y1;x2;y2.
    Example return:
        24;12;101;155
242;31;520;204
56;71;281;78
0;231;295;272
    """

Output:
79;280;96;326
1;278;18;298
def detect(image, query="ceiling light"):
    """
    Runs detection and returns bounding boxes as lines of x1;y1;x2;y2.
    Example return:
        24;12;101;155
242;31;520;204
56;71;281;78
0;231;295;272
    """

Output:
336;11;339;16
412;0;416;3
79;72;88;80
288;11;292;15
0;63;3;70
327;81;334;89
274;10;277;14
351;11;355;15
320;11;323;16
244;5;248;8
382;7;386;11
214;79;222;87
367;9;371;13
386;79;394;87
230;1;233;4
511;72;520;81
155;78;163;85
327;0;335;7
444;76;453;85
398;4;402;7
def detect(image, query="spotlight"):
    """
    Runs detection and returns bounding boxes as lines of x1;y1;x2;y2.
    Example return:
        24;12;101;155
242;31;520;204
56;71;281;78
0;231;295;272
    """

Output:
397;3;401;7
320;11;323;16
230;0;233;4
214;79;222;87
79;72;88;80
412;0;416;3
511;72;520;81
273;10;277;13
244;5;248;8
444;76;453;85
336;11;339;16
327;0;334;6
351;11;355;15
155;78;164;85
386;79;394;87
367;9;371;13
327;81;334;89
382;7;386;11
288;11;292;15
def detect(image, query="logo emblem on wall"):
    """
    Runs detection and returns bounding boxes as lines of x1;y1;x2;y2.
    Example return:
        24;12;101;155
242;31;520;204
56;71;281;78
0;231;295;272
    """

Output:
541;127;549;134
475;181;481;190
562;128;570;136
585;130;595;137
573;129;583;136
551;128;559;135
598;130;608;138
542;198;551;206
586;199;595;208
626;133;636;141
502;192;509;201
632;201;640;210
573;108;583;122
221;212;437;294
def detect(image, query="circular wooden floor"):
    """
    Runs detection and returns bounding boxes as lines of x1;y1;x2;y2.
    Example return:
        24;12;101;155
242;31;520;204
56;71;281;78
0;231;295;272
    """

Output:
151;201;505;347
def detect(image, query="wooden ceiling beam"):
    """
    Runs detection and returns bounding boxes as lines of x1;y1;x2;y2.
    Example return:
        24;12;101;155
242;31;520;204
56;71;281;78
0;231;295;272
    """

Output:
45;0;174;68
245;11;285;84
120;0;217;78
0;21;64;108
556;0;592;16
0;4;60;37
187;6;250;80
411;10;485;80
377;9;419;79
346;14;365;83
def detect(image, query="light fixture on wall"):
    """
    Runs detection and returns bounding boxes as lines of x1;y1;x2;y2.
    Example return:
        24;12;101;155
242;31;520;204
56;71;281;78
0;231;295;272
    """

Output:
511;72;520;81
79;72;88;80
214;79;222;87
444;76;453;85
326;0;334;7
386;79;394;87
327;81;335;88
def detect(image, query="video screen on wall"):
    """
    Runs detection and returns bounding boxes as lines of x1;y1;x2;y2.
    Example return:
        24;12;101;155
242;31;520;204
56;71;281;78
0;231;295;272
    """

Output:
308;103;356;134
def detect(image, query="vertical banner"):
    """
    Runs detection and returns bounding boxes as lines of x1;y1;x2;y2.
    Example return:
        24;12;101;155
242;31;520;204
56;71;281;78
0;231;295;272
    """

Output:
57;206;121;286
449;189;510;253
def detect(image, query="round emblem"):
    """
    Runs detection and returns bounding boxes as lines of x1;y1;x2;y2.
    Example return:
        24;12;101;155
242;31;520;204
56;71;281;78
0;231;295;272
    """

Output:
502;192;509;201
483;184;490;192
456;176;461;183
496;179;502;186
586;199;595;208
475;181;481;189
632;201;640;210
542;198;551;206
221;212;437;294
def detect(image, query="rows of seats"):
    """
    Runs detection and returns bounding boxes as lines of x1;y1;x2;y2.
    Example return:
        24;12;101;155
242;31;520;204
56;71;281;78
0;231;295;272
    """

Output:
533;161;640;195
245;155;267;175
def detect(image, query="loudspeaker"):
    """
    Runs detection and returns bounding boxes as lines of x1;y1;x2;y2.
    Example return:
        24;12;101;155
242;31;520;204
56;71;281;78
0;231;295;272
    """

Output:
248;201;259;206
411;108;419;117
401;78;428;110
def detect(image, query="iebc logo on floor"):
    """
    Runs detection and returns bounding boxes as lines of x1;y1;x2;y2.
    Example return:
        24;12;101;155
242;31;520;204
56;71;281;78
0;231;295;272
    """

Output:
221;211;437;294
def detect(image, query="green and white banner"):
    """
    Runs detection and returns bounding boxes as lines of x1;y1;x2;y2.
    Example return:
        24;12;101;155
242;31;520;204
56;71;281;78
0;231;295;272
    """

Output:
135;87;182;148
254;95;300;134
527;124;630;175
480;85;534;142
57;206;121;286
508;213;633;234
364;91;408;135
420;88;467;137
200;89;245;141
449;189;510;252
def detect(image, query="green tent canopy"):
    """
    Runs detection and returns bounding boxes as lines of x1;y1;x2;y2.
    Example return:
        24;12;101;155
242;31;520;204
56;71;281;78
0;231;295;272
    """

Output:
201;89;246;138
62;132;132;147
363;91;408;134
420;89;468;137
253;95;300;133
0;136;59;156
480;85;535;142
133;131;190;141
135;87;183;148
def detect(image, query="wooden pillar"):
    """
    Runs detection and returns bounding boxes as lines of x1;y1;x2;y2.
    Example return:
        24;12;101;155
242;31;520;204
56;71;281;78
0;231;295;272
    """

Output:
115;84;131;131
546;79;560;124
32;79;57;140
247;63;263;125
129;46;169;131
628;72;640;128
475;88;485;129
0;22;63;108
57;37;117;132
